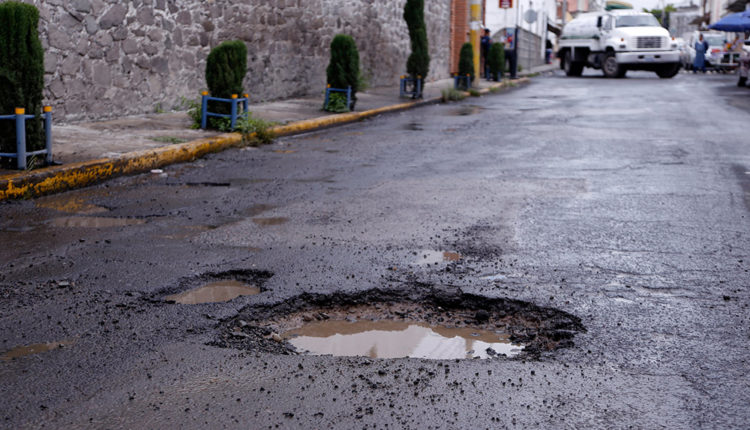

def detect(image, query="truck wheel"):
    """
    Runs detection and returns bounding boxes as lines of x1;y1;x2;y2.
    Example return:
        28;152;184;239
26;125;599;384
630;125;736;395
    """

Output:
656;64;680;78
564;51;583;77
602;54;625;78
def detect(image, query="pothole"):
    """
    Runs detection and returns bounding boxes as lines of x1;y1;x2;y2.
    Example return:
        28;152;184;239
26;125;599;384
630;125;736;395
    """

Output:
48;216;145;228
1;340;73;361
214;285;585;359
161;269;272;305
166;280;261;304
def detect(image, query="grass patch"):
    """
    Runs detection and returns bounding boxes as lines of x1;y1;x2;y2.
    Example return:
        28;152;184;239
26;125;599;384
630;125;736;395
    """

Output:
441;88;467;102
468;89;481;97
151;136;188;144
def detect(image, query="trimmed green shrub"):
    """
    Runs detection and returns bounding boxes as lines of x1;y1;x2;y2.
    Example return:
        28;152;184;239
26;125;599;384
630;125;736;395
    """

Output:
326;34;360;111
488;43;505;81
404;0;430;91
205;40;247;120
0;2;44;158
457;43;475;88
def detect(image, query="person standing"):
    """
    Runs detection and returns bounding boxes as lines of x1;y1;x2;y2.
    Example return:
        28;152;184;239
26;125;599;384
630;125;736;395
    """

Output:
480;29;492;79
693;34;709;74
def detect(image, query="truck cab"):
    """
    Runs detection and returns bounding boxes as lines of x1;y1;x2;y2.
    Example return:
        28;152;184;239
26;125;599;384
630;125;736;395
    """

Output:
558;10;681;78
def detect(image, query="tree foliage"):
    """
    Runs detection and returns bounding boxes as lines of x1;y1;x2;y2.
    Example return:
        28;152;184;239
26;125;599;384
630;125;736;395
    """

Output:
488;43;505;81
404;0;430;88
205;40;247;117
326;34;360;110
0;1;44;156
458;42;475;87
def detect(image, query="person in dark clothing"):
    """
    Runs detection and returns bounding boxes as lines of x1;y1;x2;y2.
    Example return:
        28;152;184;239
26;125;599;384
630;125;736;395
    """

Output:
480;29;492;79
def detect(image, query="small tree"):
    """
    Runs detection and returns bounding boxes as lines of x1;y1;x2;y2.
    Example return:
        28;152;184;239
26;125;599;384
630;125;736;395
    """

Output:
326;34;360;111
404;0;430;92
205;40;247;119
488;43;505;81
458;42;475;89
0;1;44;158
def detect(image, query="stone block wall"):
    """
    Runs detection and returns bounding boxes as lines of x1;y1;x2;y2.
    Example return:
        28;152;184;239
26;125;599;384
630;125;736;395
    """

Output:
23;0;451;122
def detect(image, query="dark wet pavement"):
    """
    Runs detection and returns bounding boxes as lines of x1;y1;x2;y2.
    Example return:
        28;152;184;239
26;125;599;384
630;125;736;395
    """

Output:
1;70;749;428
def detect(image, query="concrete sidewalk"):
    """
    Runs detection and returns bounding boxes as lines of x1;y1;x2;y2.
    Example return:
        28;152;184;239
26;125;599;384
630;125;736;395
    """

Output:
0;63;557;200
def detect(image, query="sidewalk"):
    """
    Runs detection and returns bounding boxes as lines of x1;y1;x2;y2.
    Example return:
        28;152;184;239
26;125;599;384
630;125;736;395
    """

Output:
0;63;557;200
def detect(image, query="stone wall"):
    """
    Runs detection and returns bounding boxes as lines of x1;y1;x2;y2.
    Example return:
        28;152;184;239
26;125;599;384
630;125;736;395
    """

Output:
24;0;452;122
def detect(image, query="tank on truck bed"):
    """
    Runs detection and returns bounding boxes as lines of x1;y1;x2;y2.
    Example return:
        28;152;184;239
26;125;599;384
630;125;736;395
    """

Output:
558;10;681;78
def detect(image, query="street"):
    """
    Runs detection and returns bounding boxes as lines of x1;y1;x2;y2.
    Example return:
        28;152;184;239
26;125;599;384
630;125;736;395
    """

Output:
1;70;749;428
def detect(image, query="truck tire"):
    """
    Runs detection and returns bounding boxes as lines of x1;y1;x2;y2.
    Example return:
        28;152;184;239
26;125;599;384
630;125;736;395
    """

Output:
564;51;583;77
602;53;626;78
656;63;680;78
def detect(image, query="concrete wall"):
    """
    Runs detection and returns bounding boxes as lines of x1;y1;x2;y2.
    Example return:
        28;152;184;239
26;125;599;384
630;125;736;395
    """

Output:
23;0;451;122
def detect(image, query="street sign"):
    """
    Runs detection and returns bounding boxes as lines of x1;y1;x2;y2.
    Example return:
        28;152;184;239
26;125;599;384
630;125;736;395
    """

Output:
500;0;512;8
524;9;537;23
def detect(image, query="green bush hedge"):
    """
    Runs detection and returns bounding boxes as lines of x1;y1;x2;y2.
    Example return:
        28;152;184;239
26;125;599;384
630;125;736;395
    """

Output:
488;43;505;81
0;1;44;157
457;43;475;89
205;40;247;120
326;34;360;111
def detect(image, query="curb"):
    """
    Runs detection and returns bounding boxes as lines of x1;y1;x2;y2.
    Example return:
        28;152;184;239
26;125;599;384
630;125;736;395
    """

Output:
0;78;528;201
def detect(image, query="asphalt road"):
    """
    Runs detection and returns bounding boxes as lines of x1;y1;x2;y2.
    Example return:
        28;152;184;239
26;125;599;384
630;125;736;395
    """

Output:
2;69;749;429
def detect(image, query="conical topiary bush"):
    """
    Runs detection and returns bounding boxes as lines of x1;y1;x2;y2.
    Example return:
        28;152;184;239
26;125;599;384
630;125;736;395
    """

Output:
326;34;360;111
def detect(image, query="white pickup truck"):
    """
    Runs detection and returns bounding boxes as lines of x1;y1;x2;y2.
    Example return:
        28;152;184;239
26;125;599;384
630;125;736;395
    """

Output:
558;10;681;78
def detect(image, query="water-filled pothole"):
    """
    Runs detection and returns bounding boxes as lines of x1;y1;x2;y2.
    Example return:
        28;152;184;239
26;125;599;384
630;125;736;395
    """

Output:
284;319;522;359
166;280;260;304
413;250;461;265
446;105;484;116
215;286;585;359
161;269;273;305
1;340;73;361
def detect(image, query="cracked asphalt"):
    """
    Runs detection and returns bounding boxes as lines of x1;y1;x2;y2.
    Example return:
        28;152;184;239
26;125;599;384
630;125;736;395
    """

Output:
1;70;749;428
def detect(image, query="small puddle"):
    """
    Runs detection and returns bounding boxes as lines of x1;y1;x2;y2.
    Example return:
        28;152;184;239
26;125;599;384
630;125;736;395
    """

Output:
252;217;289;226
283;320;522;359
403;122;424;131
446;105;484;116
273;150;296;154
165;280;261;304
49;216;145;228
1;340;73;361
413;250;461;265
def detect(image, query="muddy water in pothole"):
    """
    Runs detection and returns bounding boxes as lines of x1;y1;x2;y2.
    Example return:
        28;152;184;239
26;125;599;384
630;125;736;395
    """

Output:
413;250;461;265
446;105;484;116
166;280;261;304
284;320;522;359
49;216;145;228
1;341;73;361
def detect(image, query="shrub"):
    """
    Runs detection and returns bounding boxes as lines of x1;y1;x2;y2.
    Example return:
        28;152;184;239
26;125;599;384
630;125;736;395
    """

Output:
205;40;247;119
0;2;45;157
324;92;350;113
326;34;360;111
458;43;475;88
488;43;505;81
404;0;430;91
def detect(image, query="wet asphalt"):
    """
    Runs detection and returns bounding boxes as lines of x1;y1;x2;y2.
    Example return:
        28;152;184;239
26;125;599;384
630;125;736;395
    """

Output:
1;69;750;428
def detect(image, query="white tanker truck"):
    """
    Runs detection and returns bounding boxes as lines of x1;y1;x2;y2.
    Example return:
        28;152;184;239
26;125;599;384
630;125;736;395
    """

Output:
557;9;681;78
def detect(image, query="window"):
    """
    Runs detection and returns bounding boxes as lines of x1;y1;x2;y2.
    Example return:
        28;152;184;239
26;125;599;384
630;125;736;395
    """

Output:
615;15;660;28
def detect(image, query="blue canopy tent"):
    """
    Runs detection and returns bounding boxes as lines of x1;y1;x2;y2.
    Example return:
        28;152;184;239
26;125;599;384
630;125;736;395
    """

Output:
709;9;750;32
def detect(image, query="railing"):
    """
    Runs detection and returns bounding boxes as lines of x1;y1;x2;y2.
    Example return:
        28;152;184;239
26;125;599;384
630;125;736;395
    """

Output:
323;85;352;111
200;92;249;130
399;75;423;99
453;74;472;90
0;106;53;170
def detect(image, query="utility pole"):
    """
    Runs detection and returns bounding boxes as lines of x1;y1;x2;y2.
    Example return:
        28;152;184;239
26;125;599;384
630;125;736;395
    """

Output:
470;0;482;80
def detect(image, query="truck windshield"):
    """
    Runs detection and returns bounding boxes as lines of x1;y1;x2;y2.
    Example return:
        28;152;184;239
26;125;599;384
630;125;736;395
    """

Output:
615;15;660;27
703;35;724;47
